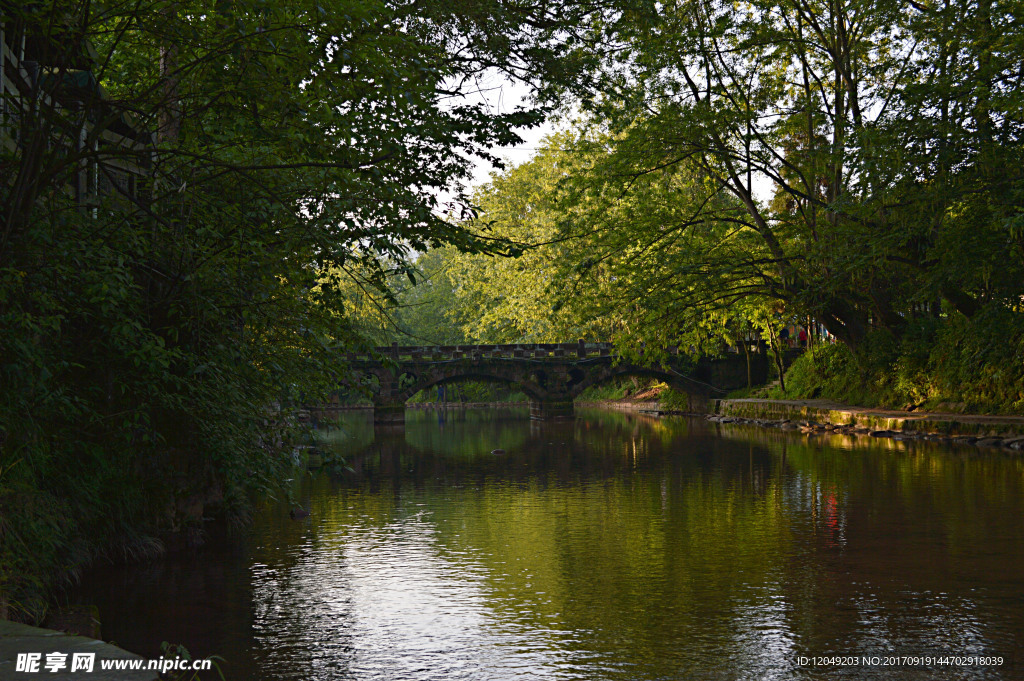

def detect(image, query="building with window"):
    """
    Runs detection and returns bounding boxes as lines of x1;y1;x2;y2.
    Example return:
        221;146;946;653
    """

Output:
2;7;150;209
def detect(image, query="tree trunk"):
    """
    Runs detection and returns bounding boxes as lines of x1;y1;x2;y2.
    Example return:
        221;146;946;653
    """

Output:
765;324;786;393
157;5;181;147
742;339;751;388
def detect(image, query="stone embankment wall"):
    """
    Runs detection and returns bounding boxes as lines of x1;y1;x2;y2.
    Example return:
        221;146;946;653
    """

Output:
577;401;662;411
703;399;1024;450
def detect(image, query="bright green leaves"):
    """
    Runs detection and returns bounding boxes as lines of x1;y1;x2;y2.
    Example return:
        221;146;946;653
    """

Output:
390;128;777;356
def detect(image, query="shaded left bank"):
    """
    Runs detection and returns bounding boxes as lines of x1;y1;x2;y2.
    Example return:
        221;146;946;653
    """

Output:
1;0;564;624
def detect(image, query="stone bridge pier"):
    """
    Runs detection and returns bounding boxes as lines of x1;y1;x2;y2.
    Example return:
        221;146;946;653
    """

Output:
528;390;574;420
364;367;413;425
372;400;407;425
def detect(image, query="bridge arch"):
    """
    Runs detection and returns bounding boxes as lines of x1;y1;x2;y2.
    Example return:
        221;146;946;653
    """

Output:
395;367;548;403
568;362;720;401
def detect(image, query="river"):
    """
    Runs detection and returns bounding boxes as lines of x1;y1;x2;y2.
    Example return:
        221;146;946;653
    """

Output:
75;407;1024;679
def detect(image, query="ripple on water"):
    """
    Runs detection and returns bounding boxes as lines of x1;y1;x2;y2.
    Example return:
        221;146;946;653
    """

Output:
75;410;1024;680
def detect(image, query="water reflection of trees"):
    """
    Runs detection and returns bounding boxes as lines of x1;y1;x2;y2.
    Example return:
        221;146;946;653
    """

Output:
247;410;1022;679
714;421;1024;665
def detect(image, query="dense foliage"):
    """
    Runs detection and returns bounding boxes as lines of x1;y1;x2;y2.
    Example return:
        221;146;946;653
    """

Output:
2;0;1023;623
392;0;1024;407
0;0;572;620
776;305;1024;413
550;0;1024;349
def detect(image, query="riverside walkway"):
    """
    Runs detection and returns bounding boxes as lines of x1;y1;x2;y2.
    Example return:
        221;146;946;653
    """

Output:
714;398;1024;445
0;620;157;680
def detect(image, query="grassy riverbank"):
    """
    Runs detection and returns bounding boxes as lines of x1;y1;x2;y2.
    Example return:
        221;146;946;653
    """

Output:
587;307;1024;420
764;307;1024;415
577;378;713;413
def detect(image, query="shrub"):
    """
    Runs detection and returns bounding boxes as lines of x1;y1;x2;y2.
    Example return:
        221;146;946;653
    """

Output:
775;306;1024;414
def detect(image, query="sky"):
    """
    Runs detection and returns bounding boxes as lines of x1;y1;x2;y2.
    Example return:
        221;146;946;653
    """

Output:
468;76;557;188
455;72;773;203
441;70;558;194
426;73;556;220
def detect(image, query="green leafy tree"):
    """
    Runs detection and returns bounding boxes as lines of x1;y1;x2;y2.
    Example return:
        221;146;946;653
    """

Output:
390;248;469;346
543;0;1024;347
432;128;776;361
0;0;580;619
443;133;607;343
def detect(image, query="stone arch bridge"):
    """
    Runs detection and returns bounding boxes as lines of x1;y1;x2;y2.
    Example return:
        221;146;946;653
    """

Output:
341;342;766;424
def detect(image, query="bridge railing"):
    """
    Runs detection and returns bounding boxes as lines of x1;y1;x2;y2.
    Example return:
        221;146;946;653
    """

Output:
344;342;682;362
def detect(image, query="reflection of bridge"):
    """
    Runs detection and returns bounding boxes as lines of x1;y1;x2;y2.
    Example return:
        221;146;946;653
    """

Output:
343;342;766;424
